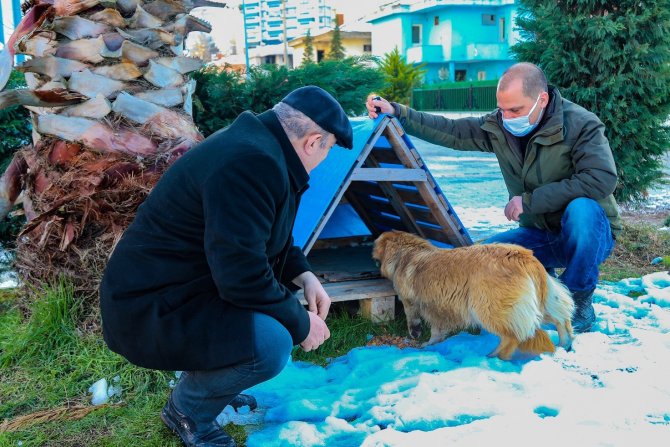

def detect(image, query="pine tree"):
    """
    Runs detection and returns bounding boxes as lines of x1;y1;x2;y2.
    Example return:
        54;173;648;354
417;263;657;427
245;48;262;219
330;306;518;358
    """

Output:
302;30;315;65
511;0;670;202
379;47;426;105
328;19;346;61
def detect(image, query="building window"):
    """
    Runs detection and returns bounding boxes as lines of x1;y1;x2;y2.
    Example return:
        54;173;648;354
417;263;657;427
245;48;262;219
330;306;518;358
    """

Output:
411;24;421;45
317;49;325;62
482;14;495;25
477;71;486;81
434;16;439;25
499;17;506;41
455;69;466;81
363;44;372;53
264;55;276;64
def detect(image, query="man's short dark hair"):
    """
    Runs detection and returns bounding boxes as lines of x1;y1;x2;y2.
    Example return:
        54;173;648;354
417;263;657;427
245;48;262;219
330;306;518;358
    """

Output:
273;102;331;149
498;62;548;99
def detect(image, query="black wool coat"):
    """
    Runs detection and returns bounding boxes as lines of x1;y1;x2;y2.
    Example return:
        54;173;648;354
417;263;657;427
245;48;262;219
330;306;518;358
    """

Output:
100;110;312;371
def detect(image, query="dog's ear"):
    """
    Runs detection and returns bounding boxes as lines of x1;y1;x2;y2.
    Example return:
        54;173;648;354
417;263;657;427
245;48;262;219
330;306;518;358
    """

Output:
372;231;391;263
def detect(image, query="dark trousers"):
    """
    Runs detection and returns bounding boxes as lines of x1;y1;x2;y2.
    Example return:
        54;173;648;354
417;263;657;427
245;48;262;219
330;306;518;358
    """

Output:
171;312;293;427
485;197;615;293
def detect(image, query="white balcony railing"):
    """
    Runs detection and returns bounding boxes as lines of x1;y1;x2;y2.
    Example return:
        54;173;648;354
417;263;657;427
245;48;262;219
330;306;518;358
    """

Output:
406;45;444;63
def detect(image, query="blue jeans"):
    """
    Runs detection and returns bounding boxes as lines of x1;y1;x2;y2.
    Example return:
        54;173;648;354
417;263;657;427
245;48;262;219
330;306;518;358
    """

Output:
485;198;615;293
171;312;293;426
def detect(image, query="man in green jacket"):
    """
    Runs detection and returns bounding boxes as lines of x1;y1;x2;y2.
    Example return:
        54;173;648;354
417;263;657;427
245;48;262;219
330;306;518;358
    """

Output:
367;62;621;333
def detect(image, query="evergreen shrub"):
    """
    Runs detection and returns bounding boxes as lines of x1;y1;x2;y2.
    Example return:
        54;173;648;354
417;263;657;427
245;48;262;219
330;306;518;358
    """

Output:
193;58;384;137
512;0;670;202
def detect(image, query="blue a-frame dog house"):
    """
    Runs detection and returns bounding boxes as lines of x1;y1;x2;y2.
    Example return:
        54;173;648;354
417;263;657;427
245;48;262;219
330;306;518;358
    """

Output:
293;115;472;321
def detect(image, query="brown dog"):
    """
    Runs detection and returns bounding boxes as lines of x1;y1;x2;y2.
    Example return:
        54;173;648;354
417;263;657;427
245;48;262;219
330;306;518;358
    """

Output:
372;231;574;360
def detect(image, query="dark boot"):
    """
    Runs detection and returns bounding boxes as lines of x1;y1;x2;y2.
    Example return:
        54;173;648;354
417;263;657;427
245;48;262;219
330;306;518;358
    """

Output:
572;289;596;333
228;394;257;412
161;396;236;447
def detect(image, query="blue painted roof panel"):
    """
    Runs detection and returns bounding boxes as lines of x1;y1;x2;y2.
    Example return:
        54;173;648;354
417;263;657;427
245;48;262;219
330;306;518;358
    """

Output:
292;116;472;251
293;117;380;249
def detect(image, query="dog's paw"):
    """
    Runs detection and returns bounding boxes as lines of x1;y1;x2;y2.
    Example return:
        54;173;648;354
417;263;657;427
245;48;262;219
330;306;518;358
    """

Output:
420;337;443;348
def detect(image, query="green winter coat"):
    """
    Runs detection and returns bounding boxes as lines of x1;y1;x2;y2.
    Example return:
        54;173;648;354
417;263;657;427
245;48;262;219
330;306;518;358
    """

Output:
393;87;622;238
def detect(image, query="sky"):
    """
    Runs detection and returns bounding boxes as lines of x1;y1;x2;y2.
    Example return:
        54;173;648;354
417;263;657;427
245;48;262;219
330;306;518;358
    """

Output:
190;0;391;57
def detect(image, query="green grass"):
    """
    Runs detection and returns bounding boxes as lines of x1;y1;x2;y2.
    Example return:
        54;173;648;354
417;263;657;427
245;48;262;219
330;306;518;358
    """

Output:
2;220;667;446
0;287;410;446
599;222;670;281
291;305;410;366
0;282;181;446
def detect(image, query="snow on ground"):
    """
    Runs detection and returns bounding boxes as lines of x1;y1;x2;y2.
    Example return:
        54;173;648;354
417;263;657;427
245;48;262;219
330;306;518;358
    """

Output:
0;246;18;289
221;272;670;447
415;139;517;241
217;138;670;446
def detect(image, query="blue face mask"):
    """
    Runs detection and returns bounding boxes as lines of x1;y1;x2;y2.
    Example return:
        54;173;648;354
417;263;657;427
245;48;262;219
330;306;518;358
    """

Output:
502;93;543;137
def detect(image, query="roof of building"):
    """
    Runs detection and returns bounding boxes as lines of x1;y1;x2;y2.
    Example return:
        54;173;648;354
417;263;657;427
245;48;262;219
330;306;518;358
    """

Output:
288;29;371;47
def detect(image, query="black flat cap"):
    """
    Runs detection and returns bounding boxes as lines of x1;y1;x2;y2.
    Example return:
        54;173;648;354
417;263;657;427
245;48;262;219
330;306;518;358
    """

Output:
281;85;353;149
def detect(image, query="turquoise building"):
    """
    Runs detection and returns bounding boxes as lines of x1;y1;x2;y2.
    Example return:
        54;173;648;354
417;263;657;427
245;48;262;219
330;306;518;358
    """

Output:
368;0;520;84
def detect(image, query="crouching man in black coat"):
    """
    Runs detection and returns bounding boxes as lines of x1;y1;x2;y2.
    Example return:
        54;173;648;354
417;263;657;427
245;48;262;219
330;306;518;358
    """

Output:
100;86;353;447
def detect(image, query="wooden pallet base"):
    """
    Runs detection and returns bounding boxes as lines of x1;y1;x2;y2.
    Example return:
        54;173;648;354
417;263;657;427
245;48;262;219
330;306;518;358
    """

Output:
296;278;397;323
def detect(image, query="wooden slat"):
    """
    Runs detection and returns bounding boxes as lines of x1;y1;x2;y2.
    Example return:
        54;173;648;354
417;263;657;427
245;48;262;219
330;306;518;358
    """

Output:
390;119;406;137
359;198;397;217
350;168;427;182
311;235;372;250
369;213;406;232
365;155;426;238
307;245;377;274
344;189;381;238
416;224;451;244
347;180;386;197
370;147;401;164
349;182;425;209
386;184;424;204
296;278;396;304
303;116;391;254
384;123;471;246
360;296;395;323
357;197;441;227
404;206;441;226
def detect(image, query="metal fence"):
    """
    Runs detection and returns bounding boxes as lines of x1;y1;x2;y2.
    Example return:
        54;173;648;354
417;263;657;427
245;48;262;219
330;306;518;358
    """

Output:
412;85;497;111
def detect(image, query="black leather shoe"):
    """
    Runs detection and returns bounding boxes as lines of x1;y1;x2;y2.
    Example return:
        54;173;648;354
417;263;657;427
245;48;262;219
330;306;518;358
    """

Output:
161;397;236;447
572;289;596;333
229;394;257;412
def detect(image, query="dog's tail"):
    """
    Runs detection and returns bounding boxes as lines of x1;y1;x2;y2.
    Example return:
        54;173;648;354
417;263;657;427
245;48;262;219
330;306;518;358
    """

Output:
545;275;575;325
544;274;575;348
518;328;555;355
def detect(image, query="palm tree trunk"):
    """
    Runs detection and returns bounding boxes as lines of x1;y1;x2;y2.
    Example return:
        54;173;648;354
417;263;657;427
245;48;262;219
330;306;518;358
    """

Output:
0;0;218;313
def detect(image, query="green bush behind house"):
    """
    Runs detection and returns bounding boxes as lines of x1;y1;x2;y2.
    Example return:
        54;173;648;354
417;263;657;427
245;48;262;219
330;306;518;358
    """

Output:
0;71;30;245
192;57;385;137
0;71;31;171
512;0;670;203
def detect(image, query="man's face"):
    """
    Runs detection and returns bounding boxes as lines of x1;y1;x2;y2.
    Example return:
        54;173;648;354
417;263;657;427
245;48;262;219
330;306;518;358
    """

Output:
496;78;547;125
314;134;337;167
303;133;337;173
